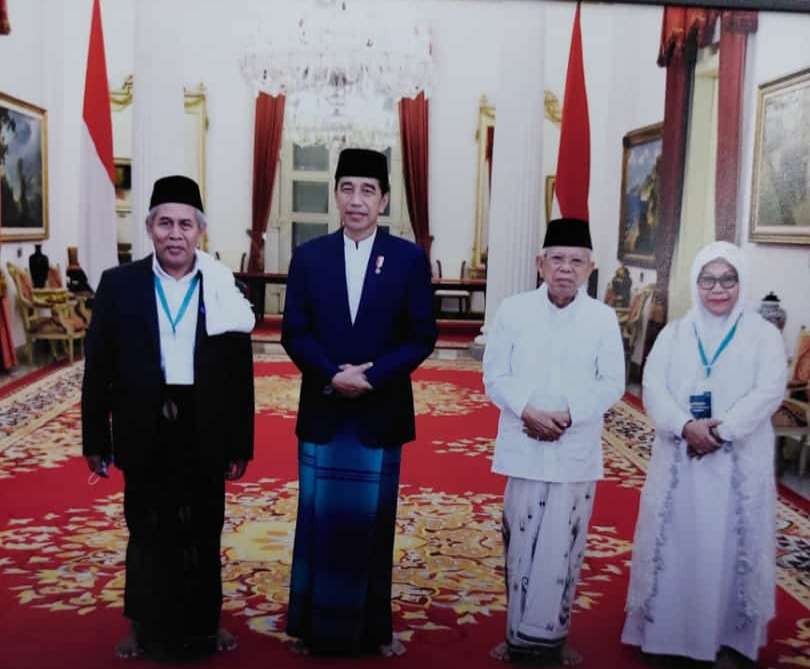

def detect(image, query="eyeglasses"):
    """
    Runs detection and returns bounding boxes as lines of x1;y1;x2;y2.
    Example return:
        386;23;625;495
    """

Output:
697;273;739;290
544;253;589;270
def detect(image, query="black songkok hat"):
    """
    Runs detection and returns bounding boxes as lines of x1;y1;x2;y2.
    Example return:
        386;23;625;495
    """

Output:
335;148;390;194
543;217;592;249
149;175;204;213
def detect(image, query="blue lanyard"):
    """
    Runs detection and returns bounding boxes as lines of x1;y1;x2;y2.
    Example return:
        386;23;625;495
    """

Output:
154;273;200;335
693;314;741;378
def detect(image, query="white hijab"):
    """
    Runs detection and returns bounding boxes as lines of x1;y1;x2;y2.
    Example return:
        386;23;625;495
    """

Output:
685;240;748;351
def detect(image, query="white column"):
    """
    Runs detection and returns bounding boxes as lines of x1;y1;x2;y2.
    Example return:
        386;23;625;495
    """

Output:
472;4;546;355
131;0;187;260
40;0;87;271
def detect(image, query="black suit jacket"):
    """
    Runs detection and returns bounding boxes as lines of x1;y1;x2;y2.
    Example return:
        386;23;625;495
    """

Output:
81;256;255;471
282;228;437;447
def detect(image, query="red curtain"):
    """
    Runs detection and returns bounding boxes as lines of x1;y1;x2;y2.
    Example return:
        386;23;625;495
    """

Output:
248;93;285;273
486;126;494;188
0;0;9;35
0;271;17;371
644;7;704;358
399;92;432;258
715;11;758;242
658;7;717;66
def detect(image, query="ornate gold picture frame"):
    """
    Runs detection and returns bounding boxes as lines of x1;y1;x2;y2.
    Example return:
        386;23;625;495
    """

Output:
749;67;810;245
617;122;663;268
0;92;48;242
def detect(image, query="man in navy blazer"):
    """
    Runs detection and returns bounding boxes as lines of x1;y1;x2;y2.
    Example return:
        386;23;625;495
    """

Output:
283;149;437;656
82;176;255;660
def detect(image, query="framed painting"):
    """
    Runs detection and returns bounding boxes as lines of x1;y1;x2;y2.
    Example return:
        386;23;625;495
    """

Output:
749;68;810;245
545;174;556;223
113;157;132;215
0;92;48;242
617;122;663;268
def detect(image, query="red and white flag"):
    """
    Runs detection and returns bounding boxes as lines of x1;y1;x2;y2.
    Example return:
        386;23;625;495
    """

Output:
555;2;590;221
78;0;116;288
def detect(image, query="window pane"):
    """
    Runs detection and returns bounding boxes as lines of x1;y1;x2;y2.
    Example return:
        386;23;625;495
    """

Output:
293;144;329;171
292;222;329;248
293;181;329;213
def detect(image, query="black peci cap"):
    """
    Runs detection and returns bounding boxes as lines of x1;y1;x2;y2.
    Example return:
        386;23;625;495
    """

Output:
149;175;204;212
543;217;592;249
335;148;390;194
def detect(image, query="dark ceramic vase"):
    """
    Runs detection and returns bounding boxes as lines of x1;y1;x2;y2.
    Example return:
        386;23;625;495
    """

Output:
758;292;787;332
28;244;49;288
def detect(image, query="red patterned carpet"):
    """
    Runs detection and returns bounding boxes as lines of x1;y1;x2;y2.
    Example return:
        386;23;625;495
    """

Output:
0;356;807;669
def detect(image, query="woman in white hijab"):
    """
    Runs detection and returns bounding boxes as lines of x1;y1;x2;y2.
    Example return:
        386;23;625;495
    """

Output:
621;241;787;668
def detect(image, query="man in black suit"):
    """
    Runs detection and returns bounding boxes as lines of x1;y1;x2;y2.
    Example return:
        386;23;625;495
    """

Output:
81;175;255;660
282;148;437;657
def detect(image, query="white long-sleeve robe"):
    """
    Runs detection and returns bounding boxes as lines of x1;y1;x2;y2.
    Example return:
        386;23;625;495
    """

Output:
622;310;787;661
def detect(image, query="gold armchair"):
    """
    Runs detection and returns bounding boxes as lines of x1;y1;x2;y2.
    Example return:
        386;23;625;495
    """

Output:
774;325;810;475
613;284;654;381
46;263;92;325
5;262;86;364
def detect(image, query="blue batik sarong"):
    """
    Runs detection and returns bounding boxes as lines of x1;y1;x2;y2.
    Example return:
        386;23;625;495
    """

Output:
286;437;402;652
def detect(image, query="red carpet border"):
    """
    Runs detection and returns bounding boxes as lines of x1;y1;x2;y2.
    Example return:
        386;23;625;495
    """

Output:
0;355;807;669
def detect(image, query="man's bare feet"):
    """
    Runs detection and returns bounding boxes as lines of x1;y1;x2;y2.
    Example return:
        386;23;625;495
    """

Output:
290;639;311;655
714;647;757;669
490;641;511;662
379;637;406;657
114;626;143;659
216;627;238;652
559;644;583;666
490;641;581;666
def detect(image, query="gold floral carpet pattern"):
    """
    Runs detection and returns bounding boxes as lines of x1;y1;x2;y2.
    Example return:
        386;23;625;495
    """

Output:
0;356;807;669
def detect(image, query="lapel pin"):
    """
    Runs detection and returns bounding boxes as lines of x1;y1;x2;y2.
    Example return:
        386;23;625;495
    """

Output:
375;255;385;275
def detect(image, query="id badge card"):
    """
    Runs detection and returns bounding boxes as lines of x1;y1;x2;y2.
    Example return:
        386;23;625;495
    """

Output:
689;391;712;419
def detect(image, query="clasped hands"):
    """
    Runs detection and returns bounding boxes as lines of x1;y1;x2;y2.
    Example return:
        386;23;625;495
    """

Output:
682;418;723;459
331;362;374;398
520;405;571;442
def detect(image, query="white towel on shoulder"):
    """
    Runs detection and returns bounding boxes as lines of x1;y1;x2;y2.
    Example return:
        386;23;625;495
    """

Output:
195;250;255;335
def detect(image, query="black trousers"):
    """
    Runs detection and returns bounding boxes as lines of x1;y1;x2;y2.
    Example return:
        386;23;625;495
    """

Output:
122;386;225;648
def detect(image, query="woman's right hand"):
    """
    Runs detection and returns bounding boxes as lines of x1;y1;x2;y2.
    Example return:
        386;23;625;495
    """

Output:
682;418;722;457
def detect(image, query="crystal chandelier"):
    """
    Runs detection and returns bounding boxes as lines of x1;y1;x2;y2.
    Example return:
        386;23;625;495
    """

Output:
240;0;434;147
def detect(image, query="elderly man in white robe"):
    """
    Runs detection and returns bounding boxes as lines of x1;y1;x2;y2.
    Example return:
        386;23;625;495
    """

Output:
622;241;787;669
484;218;625;666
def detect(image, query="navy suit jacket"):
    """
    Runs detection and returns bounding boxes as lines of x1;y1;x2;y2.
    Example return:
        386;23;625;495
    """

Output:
282;228;437;447
81;256;255;471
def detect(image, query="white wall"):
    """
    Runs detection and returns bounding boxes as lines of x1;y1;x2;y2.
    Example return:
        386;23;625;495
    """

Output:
739;11;810;358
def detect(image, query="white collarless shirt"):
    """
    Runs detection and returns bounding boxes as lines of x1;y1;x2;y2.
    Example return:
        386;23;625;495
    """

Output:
153;256;200;385
344;229;377;324
483;285;625;482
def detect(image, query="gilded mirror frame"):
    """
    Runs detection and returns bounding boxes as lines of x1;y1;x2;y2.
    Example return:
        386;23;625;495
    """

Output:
472;91;562;275
472;96;495;274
